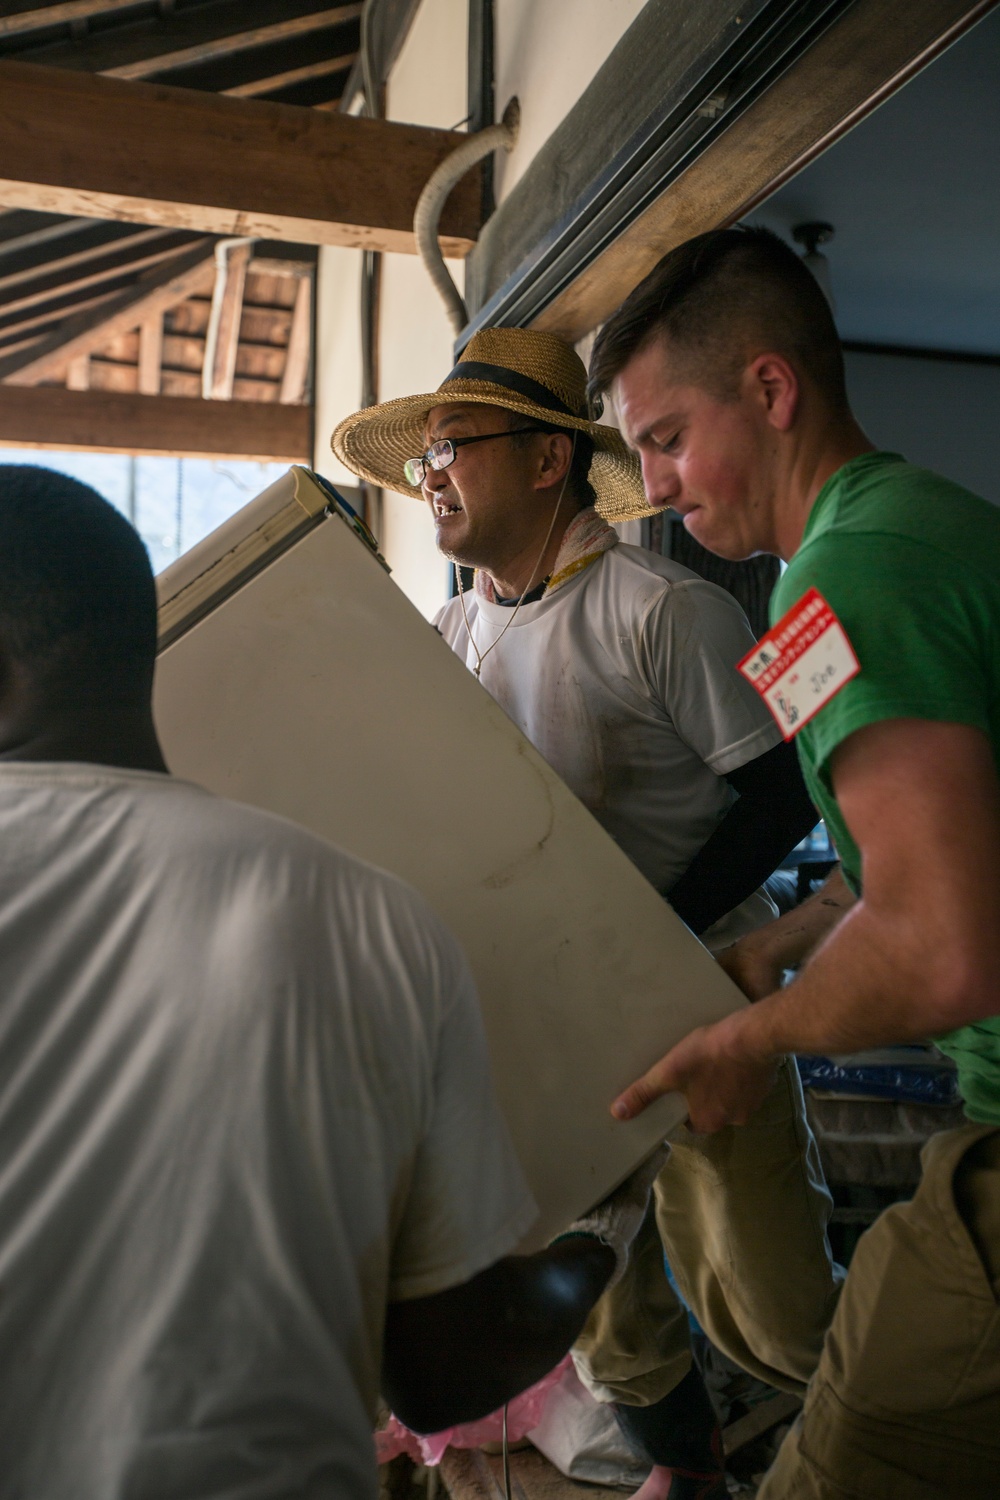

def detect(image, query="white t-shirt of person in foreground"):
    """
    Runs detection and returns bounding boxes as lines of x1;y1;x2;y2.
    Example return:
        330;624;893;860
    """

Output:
436;543;781;950
0;762;536;1500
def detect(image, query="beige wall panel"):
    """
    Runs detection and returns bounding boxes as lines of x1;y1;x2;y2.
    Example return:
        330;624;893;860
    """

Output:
313;244;365;489
494;0;648;198
154;472;746;1249
314;0;468;618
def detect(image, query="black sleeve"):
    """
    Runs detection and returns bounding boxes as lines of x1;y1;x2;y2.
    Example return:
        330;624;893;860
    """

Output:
666;739;817;936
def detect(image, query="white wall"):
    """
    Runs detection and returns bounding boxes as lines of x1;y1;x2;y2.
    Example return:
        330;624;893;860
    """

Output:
313;244;364;491
845;351;1000;505
493;0;648;199
313;0;652;615
313;0;467;619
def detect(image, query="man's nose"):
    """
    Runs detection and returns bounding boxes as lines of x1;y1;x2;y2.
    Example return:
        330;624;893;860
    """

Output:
641;453;677;508
423;463;449;496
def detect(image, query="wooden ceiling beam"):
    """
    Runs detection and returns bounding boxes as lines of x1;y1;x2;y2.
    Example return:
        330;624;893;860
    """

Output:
223;51;354;99
104;6;363;80
10;2;360;75
0;1;147;40
0;386;312;461
279;275;312;405
0;241;215;385
137;312;163;395
202;240;251;401
0;62;481;255
527;0;1000;342
0;235;204;323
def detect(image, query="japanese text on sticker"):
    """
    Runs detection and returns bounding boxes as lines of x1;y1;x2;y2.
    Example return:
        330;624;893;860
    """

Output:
737;588;860;740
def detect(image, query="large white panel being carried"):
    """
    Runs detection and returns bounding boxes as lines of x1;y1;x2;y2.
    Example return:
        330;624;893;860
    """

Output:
154;468;745;1249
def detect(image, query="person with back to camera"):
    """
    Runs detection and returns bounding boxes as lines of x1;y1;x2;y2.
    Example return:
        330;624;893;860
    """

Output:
0;463;663;1500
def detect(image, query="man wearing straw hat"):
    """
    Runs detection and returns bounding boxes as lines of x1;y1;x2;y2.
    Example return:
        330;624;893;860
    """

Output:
333;327;841;1500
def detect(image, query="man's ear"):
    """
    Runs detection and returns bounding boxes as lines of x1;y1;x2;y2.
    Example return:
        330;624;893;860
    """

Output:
535;431;574;491
746;353;799;433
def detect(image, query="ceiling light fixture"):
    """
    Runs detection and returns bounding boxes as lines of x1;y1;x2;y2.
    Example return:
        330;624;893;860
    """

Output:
792;221;836;313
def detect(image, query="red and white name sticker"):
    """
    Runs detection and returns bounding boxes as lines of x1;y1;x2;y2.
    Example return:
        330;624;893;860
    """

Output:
737;587;860;740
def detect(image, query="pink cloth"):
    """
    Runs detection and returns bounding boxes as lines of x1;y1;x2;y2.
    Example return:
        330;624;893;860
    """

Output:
474;507;618;604
375;1355;573;1467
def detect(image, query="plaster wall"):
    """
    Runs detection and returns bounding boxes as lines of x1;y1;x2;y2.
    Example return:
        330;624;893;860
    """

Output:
313;0;652;617
844;351;1000;506
313;0;467;619
493;0;648;200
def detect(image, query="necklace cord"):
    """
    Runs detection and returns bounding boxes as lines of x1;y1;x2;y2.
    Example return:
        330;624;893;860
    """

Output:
456;434;577;679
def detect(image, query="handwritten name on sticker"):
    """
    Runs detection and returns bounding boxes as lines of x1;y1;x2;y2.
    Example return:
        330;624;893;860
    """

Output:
737;587;860;740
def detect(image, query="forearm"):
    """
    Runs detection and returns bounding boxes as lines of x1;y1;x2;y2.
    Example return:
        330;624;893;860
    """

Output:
722;892;978;1063
382;1238;614;1433
719;866;855;988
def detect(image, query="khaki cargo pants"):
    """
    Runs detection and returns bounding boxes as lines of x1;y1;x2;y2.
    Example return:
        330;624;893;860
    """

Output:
574;1057;844;1404
759;1122;1000;1500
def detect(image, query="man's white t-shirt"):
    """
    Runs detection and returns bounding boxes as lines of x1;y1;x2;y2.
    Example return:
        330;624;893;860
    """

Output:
0;763;535;1500
437;544;781;946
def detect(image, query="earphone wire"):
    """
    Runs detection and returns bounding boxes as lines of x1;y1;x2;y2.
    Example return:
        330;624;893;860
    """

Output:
456;433;577;680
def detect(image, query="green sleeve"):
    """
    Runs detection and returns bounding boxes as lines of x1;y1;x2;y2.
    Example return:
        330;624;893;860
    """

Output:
778;531;994;780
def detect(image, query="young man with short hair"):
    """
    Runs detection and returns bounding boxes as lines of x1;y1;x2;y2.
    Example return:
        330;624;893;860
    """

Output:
594;225;1000;1498
0;464;659;1499
333;331;840;1500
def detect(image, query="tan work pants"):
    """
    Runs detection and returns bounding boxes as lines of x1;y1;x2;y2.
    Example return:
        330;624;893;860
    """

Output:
759;1122;1000;1500
574;1058;844;1404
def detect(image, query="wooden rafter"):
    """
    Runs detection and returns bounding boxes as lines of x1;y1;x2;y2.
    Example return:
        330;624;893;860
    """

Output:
279;275;312;405
0;61;481;255
137;313;162;396
0;241;215;384
0;387;312;461
202;241;251;401
0;233;202;326
101;5;363;81
0;1;148;39
223;52;354;99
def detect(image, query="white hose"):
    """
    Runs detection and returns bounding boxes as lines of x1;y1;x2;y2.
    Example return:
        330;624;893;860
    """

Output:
414;97;520;335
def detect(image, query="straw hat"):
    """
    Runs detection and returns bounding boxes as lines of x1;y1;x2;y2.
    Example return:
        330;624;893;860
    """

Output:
330;327;649;525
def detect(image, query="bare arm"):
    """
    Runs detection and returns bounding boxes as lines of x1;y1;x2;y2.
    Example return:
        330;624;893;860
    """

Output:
716;864;856;1000
382;1238;615;1433
613;719;1000;1131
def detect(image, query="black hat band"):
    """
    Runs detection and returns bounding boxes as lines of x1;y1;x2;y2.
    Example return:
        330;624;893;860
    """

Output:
441;361;582;419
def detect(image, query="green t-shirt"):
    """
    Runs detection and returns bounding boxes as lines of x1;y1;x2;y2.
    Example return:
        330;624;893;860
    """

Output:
772;451;1000;1123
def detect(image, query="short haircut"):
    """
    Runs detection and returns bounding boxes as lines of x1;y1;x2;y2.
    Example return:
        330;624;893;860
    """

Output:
509;416;596;509
588;225;848;414
0;465;157;702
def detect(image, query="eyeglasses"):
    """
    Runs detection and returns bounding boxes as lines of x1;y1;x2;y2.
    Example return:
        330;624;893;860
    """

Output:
403;428;546;488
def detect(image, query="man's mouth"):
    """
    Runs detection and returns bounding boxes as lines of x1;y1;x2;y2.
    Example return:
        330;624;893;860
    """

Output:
433;500;462;518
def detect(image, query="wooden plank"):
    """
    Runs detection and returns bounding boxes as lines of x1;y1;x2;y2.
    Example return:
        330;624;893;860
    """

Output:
0;387;312;460
65;353;90;390
0;224;187;300
202;241;251;400
0;242;215;385
223;52;354;99
0;288;122;345
279;274;311;404
13;2;361;74
0;1;147;39
0;239;200;324
104;7;362;79
137;313;163;395
0;61;481;256
530;0;999;341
